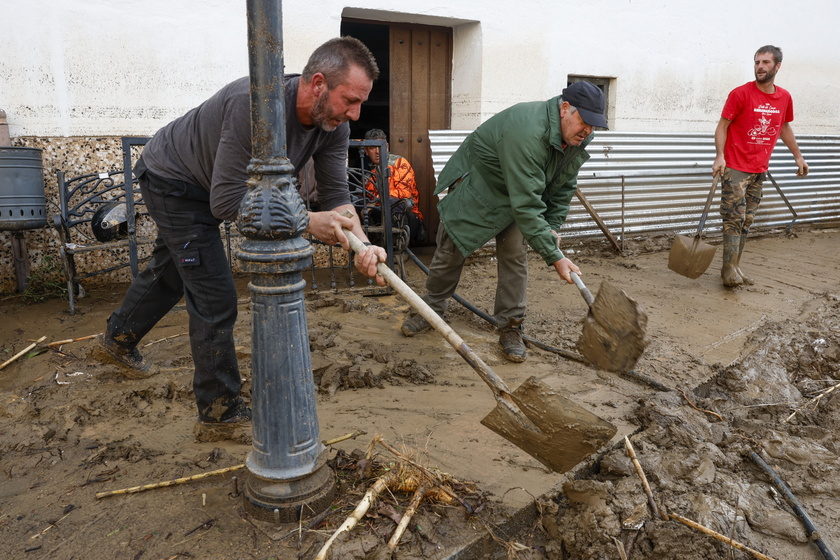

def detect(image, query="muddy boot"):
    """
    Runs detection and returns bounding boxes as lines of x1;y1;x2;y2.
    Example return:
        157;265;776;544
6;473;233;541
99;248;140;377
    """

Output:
92;333;158;379
498;317;527;363
720;235;743;287
194;402;252;444
401;312;432;337
735;234;754;285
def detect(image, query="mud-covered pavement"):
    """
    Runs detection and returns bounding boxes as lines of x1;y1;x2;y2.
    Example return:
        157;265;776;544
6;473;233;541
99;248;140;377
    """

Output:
1;226;838;560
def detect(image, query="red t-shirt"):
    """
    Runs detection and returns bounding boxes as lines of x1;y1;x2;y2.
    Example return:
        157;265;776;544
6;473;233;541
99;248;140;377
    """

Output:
722;81;794;173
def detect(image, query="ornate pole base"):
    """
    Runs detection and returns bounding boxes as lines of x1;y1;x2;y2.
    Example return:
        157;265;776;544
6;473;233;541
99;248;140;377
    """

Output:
243;459;337;523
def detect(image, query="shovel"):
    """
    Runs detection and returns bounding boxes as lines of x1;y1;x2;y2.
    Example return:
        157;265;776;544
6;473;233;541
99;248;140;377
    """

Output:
571;272;648;373
668;175;720;279
344;229;617;473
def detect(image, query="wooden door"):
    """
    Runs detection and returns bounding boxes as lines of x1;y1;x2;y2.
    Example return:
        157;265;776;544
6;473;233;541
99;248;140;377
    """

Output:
389;25;451;243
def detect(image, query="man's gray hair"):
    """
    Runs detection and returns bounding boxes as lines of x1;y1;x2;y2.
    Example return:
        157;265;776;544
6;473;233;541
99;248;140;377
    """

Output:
302;36;380;88
558;97;578;114
364;128;387;141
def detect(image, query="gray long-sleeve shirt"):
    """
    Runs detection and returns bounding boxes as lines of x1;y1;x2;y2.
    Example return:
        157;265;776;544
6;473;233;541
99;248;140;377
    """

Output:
140;75;351;221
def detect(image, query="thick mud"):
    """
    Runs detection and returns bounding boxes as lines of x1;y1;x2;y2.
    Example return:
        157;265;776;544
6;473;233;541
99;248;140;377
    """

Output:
1;226;838;559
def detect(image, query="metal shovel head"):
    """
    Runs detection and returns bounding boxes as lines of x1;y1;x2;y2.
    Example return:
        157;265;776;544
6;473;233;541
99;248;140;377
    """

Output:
668;234;717;279
480;376;617;473
577;281;648;373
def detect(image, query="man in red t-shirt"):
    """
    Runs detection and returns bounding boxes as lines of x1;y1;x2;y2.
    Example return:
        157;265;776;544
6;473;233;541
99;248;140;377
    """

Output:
712;45;808;287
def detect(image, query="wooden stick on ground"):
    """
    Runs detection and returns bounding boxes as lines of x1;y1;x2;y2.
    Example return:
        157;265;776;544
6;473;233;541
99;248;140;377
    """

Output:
669;513;777;560
314;472;395;560
95;464;245;499
143;333;186;347
387;484;428;551
324;430;367;446
95;431;364;500
624;436;666;520
786;380;840;422
0;336;47;371
47;334;99;348
677;387;724;422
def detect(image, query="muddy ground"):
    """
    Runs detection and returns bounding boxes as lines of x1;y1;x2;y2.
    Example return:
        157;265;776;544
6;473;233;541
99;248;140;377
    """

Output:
1;226;838;560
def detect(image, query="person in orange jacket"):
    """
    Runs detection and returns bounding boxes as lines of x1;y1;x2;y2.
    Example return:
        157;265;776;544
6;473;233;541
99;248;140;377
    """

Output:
362;128;426;245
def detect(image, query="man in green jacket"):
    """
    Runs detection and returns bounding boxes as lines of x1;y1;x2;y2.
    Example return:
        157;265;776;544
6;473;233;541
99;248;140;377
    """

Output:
401;81;607;362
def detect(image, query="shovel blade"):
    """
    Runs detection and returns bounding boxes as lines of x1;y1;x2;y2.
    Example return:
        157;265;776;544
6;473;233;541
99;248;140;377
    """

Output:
577;281;648;373
480;376;617;473
668;234;717;279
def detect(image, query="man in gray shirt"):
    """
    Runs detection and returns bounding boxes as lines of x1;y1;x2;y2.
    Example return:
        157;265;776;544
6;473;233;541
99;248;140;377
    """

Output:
95;37;385;441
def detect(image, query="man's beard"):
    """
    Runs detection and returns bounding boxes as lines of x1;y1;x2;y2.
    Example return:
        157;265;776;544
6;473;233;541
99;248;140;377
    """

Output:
756;67;777;84
311;90;341;132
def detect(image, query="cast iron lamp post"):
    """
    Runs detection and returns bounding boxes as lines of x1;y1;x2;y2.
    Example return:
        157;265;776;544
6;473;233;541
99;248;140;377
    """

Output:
237;0;337;522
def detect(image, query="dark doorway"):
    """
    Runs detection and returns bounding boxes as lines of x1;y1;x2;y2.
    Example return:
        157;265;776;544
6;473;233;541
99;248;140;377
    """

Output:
341;19;452;244
341;21;390;142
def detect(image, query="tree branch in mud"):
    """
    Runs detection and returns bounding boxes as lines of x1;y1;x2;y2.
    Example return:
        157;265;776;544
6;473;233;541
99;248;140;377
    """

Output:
387;483;428;550
47;334;99;347
373;435;473;513
785;379;840;422
669;514;778;560
95;464;246;499
676;387;724;422
626;436;780;560
95;432;365;500
313;471;396;560
624;436;666;520
0;335;47;370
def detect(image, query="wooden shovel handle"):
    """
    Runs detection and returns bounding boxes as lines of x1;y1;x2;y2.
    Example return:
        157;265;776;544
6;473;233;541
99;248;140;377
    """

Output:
570;272;595;308
696;174;720;237
344;229;512;398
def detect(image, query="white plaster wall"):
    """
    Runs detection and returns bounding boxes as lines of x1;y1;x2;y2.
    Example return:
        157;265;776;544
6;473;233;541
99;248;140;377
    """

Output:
2;0;838;137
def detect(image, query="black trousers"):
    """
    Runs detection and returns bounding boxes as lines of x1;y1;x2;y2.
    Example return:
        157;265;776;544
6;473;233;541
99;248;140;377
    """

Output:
106;165;241;422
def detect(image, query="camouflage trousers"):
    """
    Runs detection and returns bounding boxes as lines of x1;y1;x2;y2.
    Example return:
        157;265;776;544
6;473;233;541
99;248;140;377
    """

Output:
720;168;764;236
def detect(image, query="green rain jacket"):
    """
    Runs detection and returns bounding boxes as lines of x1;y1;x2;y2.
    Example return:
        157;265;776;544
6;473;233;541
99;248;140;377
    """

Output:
435;96;592;266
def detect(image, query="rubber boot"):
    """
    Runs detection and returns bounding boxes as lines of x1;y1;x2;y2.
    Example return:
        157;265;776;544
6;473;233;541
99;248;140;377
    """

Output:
735;234;754;285
721;235;743;287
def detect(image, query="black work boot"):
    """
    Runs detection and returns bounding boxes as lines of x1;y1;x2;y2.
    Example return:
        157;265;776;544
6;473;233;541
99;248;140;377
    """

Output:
93;333;158;379
194;401;252;444
720;235;743;287
401;313;432;337
498;317;527;363
735;234;754;285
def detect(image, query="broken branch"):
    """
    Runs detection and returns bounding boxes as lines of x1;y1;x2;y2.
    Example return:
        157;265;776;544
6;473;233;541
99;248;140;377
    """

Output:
624;436;666;520
314;472;395;560
324;430;367;446
374;436;472;513
47;334;99;348
0;336;47;371
677;387;724;422
669;513;777;560
387;483;427;551
95;464;244;499
786;380;840;423
143;333;186;347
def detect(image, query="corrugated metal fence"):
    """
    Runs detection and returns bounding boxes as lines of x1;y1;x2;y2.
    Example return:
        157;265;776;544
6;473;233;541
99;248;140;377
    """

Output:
429;131;840;243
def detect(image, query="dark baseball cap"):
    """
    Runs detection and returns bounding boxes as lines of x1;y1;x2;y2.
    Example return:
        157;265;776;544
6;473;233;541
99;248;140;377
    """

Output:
561;81;608;129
